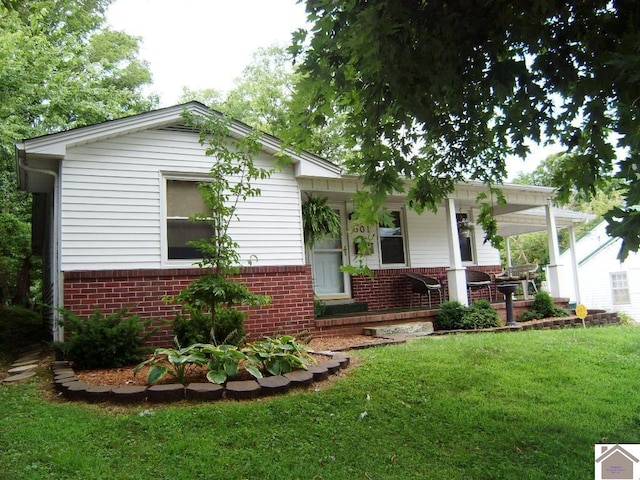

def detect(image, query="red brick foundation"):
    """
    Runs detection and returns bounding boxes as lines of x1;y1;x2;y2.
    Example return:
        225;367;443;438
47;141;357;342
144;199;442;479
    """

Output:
62;265;504;346
63;265;315;346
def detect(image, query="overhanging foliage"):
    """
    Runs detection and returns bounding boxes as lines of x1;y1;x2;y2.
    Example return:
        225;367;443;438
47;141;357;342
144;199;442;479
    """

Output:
290;0;640;258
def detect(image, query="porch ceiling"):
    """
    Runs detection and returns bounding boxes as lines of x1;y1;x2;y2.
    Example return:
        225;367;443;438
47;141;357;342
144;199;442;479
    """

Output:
496;206;595;237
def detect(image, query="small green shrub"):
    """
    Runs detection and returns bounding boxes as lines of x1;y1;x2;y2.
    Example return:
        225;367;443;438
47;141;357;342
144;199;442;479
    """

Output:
461;300;502;329
173;308;211;346
531;292;557;317
56;309;155;369
520;292;569;321
617;312;634;325
436;300;502;330
173;307;246;347
520;310;543;322
214;307;246;346
435;301;467;330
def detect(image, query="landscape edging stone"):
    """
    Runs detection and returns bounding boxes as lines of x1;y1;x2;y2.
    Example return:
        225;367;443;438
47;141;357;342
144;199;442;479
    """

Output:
52;351;351;403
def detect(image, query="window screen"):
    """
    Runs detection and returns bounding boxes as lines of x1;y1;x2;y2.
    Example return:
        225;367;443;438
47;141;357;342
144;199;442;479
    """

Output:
166;180;214;260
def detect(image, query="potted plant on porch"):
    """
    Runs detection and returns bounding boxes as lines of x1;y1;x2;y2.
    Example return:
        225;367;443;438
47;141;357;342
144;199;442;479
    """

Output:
301;194;342;249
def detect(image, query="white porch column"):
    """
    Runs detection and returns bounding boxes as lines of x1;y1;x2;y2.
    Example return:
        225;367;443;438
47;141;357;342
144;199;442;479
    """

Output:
445;198;468;306
545;199;562;297
568;226;581;304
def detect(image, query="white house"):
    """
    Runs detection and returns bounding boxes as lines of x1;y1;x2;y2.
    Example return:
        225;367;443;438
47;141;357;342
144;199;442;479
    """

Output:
16;102;592;343
558;221;640;320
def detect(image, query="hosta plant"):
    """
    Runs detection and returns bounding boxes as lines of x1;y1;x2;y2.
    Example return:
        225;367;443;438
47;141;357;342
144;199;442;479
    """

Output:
134;337;207;385
197;343;263;384
244;335;312;376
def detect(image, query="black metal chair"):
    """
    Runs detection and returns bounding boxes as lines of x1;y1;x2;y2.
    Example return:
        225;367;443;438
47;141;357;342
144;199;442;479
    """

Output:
406;273;443;308
465;269;492;302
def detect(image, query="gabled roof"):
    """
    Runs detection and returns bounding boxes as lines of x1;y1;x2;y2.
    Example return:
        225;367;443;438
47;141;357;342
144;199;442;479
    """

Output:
558;220;623;266
596;444;639;464
16;102;342;191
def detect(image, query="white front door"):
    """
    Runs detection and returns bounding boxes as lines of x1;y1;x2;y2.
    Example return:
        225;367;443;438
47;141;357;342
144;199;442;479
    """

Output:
311;206;350;298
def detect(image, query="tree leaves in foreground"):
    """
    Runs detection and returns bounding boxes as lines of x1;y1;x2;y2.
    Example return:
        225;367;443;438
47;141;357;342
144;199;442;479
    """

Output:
507;153;624;265
289;0;640;259
0;0;157;303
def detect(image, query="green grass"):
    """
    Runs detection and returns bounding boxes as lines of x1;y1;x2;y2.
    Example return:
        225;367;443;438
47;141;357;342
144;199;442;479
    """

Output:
2;326;640;479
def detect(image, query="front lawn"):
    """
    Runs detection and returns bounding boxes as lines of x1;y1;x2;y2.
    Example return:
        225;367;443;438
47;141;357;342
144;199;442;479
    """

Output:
1;326;639;479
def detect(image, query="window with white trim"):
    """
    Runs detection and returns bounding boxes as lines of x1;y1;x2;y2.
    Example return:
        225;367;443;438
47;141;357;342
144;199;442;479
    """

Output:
379;210;406;265
166;179;214;260
610;271;630;305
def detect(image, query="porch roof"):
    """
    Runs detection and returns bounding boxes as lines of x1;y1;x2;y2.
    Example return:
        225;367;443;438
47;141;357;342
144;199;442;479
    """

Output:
496;206;595;237
298;177;594;236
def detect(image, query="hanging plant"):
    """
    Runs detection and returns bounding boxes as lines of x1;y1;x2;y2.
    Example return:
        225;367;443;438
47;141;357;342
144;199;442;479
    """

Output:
301;194;342;249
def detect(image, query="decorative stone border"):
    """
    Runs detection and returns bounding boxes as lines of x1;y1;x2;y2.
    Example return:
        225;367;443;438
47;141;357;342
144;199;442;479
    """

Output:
431;312;621;335
51;351;351;403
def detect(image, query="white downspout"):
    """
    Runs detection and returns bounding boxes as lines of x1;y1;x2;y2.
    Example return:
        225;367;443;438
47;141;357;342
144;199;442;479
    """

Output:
18;157;63;342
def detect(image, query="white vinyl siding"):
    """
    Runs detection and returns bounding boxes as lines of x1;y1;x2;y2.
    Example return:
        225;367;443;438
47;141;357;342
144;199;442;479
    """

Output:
60;129;305;271
557;221;640;321
404;208;500;268
405;209;450;267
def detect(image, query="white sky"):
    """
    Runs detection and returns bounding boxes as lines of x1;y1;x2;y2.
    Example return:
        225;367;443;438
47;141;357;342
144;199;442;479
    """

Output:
106;0;550;178
107;0;307;104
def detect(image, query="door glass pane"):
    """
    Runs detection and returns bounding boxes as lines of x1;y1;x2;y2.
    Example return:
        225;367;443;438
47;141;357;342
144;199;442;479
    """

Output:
313;252;345;295
315;235;341;250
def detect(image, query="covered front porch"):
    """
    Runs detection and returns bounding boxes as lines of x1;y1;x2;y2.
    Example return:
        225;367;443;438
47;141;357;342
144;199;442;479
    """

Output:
298;178;593;319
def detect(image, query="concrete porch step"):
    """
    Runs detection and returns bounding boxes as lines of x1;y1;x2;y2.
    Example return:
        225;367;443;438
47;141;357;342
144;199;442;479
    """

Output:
363;321;434;337
322;301;368;316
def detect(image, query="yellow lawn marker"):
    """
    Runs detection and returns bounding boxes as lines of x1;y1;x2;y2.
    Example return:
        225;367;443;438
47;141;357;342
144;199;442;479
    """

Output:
575;304;588;328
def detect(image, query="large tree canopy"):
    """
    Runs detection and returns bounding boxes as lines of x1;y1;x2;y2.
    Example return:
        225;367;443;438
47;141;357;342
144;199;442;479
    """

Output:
289;0;640;259
181;45;350;162
506;154;624;267
0;0;156;303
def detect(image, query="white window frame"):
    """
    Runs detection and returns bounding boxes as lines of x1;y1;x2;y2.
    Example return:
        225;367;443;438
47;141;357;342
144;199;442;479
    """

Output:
610;271;630;305
378;208;408;267
161;173;211;266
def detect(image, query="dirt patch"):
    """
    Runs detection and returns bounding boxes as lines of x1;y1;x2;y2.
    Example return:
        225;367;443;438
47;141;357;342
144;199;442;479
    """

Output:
308;334;395;351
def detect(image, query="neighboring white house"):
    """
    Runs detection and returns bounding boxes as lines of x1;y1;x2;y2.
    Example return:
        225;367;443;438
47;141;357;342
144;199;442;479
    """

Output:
16;102;594;343
558;221;640;320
